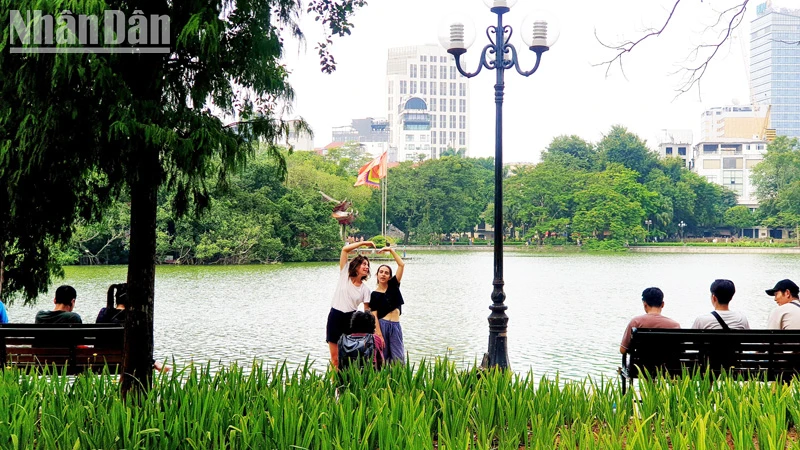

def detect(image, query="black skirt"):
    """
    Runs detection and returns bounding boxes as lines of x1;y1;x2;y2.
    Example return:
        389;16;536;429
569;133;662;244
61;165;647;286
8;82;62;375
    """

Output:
326;308;355;343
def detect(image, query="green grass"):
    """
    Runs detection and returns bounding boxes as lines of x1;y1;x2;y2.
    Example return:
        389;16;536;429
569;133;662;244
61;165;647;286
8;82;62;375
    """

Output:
3;360;800;448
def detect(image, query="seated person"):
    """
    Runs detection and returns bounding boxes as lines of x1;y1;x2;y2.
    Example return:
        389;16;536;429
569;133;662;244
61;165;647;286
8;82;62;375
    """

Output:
338;311;385;370
620;287;680;354
96;283;127;324
35;285;81;324
766;279;800;330
692;279;749;330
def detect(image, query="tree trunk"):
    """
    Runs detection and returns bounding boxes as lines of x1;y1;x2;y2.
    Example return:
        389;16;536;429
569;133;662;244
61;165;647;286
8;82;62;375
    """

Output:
122;147;160;397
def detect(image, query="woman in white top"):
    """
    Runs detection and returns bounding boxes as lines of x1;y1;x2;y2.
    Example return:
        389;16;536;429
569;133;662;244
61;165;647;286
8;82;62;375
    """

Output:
326;240;376;368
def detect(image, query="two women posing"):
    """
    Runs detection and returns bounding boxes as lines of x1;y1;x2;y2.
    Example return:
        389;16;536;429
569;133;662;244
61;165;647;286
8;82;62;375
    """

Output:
326;241;406;369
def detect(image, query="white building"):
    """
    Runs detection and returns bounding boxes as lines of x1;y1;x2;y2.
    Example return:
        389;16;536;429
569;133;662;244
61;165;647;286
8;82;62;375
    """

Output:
657;129;693;167
692;138;767;208
284;119;314;151
386;45;470;162
700;105;769;142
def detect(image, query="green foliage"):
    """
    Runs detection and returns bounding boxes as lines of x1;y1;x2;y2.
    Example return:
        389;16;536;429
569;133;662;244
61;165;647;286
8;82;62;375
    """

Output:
597;125;659;181
541;135;598;171
724;205;756;237
369;235;396;248
3;361;800;447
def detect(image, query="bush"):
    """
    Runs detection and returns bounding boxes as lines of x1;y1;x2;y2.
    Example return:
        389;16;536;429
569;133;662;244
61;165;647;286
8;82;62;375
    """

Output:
369;235;397;247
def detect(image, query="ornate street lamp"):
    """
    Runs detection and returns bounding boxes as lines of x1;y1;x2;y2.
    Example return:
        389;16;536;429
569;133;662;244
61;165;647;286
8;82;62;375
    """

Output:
679;221;687;242
645;219;652;239
439;1;559;369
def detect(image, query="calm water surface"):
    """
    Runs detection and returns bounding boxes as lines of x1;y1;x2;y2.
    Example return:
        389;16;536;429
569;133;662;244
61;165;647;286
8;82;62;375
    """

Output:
7;252;799;380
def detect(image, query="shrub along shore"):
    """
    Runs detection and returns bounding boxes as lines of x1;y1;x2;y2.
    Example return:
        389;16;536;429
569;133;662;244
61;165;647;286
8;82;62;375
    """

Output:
3;359;800;449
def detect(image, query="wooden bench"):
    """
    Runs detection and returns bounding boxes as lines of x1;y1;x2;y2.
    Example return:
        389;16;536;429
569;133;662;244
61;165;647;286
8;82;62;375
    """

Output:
620;328;800;394
0;324;124;375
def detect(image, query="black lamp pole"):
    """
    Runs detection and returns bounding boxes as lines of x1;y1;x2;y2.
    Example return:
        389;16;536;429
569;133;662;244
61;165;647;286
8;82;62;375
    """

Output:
447;6;550;370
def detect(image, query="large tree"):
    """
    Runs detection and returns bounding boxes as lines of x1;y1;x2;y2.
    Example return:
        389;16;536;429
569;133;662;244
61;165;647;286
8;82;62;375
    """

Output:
1;0;364;395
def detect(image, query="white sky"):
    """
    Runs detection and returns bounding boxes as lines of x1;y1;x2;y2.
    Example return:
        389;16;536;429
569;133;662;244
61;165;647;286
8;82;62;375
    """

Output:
281;0;777;163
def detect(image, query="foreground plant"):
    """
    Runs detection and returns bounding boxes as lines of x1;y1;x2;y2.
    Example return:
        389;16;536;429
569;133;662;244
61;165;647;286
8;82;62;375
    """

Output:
1;360;800;448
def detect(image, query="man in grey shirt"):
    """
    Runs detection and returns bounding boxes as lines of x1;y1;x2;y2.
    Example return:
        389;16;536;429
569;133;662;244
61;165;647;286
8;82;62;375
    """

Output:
691;279;749;330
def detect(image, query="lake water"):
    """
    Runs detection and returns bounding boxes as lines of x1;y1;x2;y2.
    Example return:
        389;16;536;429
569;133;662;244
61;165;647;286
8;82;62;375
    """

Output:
6;251;799;380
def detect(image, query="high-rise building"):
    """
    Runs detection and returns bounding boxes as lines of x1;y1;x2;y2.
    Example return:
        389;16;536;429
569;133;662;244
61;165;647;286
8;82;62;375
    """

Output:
699;105;769;142
750;3;800;138
386;45;470;162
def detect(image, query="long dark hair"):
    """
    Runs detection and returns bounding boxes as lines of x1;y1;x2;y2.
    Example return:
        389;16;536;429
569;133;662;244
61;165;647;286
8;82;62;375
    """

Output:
376;264;393;285
106;283;128;309
348;255;370;281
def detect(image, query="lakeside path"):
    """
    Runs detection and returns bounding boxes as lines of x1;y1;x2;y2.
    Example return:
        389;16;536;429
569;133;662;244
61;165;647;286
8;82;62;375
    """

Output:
401;244;800;254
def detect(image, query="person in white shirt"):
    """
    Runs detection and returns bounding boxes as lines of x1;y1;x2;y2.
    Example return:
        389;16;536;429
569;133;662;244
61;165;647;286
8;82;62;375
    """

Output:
691;279;749;330
326;240;376;369
766;279;800;330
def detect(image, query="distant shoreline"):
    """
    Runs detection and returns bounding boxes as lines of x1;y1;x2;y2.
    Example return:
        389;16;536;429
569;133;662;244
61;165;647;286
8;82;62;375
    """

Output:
395;244;800;254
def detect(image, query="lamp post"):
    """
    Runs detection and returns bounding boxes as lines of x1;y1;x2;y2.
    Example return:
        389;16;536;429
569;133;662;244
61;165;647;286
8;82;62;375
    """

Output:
679;221;686;243
440;1;559;370
644;219;652;241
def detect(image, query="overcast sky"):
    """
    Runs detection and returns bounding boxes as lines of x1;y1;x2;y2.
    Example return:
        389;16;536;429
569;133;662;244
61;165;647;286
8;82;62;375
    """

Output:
281;0;779;163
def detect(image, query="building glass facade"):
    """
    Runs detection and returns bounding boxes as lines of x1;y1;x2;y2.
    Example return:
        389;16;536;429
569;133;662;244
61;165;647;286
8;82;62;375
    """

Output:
750;5;800;138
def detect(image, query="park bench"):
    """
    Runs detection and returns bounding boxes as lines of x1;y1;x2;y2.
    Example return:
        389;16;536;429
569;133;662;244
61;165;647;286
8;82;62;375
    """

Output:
620;328;800;394
0;323;124;375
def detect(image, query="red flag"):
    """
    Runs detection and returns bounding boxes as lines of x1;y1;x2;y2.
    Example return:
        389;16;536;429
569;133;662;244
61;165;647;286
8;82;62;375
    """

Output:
354;152;388;188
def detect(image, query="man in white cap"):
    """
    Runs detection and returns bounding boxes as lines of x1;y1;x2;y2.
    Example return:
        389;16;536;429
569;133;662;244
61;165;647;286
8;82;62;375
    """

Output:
766;279;800;330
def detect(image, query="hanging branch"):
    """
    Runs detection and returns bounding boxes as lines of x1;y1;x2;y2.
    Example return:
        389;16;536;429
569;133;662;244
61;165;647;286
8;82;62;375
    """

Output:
594;0;750;97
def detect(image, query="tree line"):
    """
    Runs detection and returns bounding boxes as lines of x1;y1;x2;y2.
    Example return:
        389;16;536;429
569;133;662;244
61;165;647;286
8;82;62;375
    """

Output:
57;127;800;265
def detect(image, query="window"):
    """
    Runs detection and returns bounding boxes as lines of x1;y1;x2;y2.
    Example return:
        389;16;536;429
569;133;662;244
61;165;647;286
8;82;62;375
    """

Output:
746;159;761;169
723;170;744;195
440;82;447;95
459;132;466;146
430;100;437;112
703;160;721;169
665;147;673;155
388;97;392;111
431;131;437;144
678;147;687;156
420;134;428;142
400;81;407;94
409;64;417;78
406;134;414;142
410;81;417;94
440;115;446;127
421;65;427;78
420;55;427;62
440;56;447;63
450;83;456;96
723;157;743;169
450;115;456;128
459;115;466;129
450;99;456;112
430;65;437;79
459;83;466;96
420;81;427;95
440;99;447;112
450;131;457;143
432;115;437;127
440;131;447;144
388;81;393;95
430;82;437;95
440;66;447;79
459;99;466;113
450;66;456;79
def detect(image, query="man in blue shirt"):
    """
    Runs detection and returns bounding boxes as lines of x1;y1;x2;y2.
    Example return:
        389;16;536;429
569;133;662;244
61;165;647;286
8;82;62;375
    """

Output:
0;299;8;323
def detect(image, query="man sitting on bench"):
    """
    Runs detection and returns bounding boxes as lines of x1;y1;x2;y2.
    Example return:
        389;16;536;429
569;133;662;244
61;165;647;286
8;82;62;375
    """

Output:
619;287;680;354
766;279;800;330
35;285;82;324
691;279;749;330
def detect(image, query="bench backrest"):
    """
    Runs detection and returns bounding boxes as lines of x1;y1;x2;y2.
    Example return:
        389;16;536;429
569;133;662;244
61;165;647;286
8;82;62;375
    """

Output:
628;328;800;381
0;324;124;375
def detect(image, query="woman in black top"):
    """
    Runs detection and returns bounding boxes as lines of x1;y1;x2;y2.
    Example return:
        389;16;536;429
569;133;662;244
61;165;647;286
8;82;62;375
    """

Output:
368;246;406;363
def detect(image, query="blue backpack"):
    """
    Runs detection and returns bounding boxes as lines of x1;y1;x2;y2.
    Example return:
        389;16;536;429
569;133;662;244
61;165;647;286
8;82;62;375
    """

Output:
337;334;375;369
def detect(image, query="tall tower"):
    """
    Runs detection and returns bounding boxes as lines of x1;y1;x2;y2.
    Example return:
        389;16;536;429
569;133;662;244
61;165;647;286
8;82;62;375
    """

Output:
750;3;800;138
386;45;471;162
